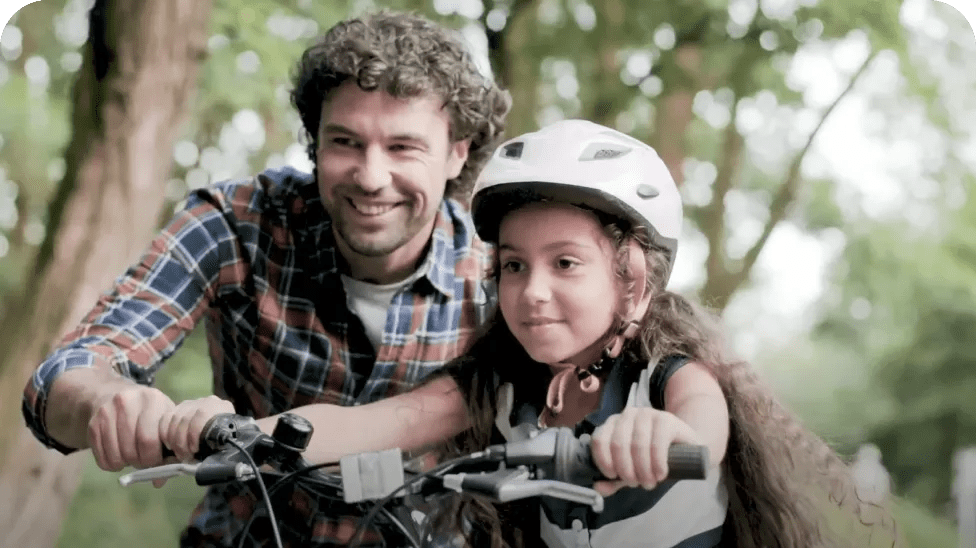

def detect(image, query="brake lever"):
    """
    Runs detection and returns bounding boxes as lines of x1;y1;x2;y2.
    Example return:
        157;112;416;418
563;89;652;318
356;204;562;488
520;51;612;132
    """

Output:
441;468;605;511
118;463;201;486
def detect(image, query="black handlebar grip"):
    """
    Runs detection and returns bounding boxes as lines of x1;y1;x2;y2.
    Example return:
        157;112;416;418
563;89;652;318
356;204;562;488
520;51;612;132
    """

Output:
194;461;244;486
666;443;710;480
554;430;709;485
159;413;253;461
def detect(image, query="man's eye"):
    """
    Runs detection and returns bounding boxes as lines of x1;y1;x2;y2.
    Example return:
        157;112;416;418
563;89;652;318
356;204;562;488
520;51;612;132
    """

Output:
330;137;357;147
390;143;424;153
557;258;579;270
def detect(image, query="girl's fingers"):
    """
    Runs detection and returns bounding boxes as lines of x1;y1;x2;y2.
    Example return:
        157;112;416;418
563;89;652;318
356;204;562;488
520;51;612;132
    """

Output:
610;411;638;486
649;416;674;483
593;479;626;497
590;416;619;480
631;413;656;488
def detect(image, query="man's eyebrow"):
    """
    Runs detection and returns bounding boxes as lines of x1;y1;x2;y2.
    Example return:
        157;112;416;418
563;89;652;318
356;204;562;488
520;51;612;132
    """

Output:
320;123;357;136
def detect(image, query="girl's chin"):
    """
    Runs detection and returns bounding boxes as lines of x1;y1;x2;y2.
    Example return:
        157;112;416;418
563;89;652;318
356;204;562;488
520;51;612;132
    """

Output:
525;350;592;369
524;349;569;365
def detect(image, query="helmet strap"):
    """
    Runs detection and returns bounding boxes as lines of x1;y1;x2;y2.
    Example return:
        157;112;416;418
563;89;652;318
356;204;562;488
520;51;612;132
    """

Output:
539;238;651;428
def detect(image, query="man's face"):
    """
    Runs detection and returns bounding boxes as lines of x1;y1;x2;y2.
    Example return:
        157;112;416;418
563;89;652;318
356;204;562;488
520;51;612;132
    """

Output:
316;82;468;270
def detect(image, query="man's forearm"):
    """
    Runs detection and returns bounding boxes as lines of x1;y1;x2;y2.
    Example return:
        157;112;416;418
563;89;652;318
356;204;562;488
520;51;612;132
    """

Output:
44;367;142;450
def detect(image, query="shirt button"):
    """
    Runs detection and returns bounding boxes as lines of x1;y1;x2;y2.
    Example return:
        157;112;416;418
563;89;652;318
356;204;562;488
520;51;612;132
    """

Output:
572;519;583;531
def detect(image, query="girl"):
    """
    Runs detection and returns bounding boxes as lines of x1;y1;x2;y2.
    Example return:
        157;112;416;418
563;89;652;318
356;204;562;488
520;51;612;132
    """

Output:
428;119;898;548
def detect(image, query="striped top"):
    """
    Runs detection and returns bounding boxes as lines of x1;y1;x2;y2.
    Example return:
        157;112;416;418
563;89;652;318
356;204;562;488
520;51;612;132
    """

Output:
501;356;728;548
23;166;495;546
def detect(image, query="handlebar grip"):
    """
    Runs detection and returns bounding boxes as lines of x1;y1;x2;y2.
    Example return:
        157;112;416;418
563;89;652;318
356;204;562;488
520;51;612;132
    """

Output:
554;430;709;485
158;414;259;461
666;443;710;480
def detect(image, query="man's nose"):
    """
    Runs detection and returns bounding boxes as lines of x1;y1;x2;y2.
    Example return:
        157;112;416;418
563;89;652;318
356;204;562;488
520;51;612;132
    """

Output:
352;148;392;192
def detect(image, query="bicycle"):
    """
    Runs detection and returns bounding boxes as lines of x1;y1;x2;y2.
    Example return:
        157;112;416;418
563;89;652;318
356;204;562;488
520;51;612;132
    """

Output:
119;413;709;547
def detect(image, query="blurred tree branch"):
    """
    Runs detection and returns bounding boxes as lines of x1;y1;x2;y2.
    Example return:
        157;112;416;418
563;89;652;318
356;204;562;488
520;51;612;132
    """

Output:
699;51;878;311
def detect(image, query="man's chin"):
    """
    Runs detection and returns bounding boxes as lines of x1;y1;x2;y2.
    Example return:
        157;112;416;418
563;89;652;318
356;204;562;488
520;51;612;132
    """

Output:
344;238;401;258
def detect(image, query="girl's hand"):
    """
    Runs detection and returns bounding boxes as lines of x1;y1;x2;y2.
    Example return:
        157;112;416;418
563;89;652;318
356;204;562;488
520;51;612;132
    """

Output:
158;395;235;463
589;407;701;497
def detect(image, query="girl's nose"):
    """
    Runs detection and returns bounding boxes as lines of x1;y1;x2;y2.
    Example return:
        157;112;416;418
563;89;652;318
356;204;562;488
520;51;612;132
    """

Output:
522;268;552;304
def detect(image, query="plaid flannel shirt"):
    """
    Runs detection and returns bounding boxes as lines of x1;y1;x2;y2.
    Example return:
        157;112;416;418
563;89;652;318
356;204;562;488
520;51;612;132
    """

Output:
23;166;495;546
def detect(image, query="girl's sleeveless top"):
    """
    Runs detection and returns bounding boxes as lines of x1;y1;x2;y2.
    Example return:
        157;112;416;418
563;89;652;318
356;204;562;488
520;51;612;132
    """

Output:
495;355;728;548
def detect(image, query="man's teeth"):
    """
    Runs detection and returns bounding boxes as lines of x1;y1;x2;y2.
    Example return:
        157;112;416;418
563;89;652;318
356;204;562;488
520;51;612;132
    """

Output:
350;200;395;215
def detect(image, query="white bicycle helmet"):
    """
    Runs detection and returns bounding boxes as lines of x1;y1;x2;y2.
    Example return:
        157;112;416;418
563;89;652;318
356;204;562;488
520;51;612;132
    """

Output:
471;119;683;281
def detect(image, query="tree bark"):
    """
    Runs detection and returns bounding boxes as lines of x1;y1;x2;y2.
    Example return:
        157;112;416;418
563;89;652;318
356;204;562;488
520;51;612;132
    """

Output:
0;0;212;545
651;30;708;189
495;0;539;138
585;0;625;127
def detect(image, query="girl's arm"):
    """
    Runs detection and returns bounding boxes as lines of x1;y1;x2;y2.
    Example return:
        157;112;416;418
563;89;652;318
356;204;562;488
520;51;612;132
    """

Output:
160;375;471;464
589;361;729;495
663;360;729;468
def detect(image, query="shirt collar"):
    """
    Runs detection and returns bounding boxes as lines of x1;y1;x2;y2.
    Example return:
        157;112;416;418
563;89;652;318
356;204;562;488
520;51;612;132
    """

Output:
417;198;481;300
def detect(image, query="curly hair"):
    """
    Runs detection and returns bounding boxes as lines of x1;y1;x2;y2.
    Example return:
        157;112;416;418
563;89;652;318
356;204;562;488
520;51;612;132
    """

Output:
290;10;511;201
428;209;901;547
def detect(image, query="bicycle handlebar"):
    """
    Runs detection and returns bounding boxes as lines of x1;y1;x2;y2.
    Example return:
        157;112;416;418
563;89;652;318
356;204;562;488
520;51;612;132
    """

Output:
490;425;709;485
119;413;711;546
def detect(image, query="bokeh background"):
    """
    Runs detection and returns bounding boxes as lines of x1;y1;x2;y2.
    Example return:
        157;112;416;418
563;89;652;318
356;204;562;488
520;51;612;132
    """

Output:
0;0;974;546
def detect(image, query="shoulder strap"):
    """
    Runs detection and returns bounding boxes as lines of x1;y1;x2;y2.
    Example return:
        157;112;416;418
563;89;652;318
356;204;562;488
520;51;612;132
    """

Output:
649;355;690;410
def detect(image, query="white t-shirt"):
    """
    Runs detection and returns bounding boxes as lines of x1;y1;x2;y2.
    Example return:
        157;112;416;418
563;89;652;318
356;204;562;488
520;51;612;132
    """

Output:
340;265;429;350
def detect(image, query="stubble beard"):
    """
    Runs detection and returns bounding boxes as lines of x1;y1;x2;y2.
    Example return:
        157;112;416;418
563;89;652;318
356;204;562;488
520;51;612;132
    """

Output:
333;208;436;258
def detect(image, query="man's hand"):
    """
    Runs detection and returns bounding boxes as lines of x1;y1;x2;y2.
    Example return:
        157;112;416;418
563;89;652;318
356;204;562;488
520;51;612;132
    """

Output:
87;384;176;472
159;395;235;462
589;407;701;497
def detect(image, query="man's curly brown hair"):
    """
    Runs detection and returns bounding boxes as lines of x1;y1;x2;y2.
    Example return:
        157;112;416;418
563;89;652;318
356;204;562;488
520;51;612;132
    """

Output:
291;10;511;201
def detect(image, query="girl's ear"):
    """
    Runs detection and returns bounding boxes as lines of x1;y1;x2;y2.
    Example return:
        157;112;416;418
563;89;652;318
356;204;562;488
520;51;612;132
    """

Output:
623;238;651;320
607;238;652;357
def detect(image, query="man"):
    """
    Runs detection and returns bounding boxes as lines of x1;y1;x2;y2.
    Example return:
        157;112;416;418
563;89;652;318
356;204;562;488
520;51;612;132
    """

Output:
23;10;510;546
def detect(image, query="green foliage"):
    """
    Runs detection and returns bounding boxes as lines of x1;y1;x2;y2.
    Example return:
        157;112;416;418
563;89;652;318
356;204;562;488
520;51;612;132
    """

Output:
805;181;976;511
61;456;206;548
890;496;959;548
2;0;970;544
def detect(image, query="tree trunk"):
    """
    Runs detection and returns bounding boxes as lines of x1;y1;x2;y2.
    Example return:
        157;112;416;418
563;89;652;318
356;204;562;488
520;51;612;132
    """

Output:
498;0;540;138
0;0;212;546
651;43;702;188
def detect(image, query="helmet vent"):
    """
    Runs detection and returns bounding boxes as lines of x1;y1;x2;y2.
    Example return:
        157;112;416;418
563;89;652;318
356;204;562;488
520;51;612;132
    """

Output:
501;141;524;159
579;142;632;161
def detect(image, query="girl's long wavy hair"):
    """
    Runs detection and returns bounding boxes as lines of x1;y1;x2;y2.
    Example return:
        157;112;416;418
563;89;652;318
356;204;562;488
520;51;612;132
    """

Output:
427;208;900;548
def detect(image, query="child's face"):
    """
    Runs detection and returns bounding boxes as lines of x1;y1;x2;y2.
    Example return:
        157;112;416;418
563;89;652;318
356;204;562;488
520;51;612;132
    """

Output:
497;202;622;369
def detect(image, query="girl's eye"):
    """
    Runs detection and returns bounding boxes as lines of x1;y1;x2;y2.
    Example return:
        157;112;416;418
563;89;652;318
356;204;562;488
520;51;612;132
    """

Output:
556;258;580;270
501;260;524;273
